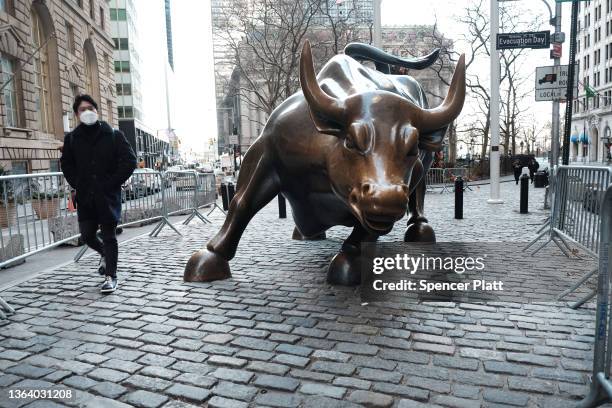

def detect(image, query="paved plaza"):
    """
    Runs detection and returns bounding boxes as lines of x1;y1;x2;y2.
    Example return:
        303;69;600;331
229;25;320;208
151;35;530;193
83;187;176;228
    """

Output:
0;182;606;408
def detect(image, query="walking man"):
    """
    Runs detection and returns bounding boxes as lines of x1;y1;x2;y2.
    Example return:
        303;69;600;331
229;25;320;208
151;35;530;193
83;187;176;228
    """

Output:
61;95;137;293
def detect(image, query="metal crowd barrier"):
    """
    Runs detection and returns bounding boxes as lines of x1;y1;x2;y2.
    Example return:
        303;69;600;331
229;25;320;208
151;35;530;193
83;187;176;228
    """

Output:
576;184;612;408
426;167;473;193
0;170;218;269
524;165;612;308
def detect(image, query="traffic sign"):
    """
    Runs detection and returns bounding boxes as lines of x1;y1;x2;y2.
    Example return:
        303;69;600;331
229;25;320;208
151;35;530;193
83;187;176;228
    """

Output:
535;65;578;101
497;31;550;50
228;135;239;145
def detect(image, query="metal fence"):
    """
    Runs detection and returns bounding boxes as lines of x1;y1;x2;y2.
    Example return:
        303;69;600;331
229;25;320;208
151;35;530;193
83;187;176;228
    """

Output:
426;167;473;193
524;165;612;308
576;184;612;408
0;170;219;269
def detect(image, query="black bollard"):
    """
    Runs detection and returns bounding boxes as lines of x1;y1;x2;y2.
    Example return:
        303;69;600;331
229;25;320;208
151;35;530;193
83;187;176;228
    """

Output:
520;173;529;214
220;183;229;211
454;176;463;220
278;194;287;218
228;183;236;204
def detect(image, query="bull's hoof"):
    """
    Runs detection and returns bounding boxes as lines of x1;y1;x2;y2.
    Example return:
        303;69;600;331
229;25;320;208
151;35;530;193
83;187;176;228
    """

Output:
292;227;326;241
184;249;231;282
327;252;361;286
404;222;436;243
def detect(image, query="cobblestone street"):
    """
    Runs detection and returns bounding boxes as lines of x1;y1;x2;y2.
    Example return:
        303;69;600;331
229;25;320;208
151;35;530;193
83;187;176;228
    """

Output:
0;181;605;408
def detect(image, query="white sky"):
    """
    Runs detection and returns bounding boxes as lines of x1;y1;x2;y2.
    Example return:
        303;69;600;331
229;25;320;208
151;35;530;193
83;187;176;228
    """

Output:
136;0;574;155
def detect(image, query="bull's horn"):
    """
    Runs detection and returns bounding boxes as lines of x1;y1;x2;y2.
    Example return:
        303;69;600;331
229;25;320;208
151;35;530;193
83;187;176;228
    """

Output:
300;40;346;130
412;53;466;132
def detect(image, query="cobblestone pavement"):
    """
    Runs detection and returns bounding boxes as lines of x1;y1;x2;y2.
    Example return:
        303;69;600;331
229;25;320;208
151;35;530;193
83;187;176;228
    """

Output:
0;182;605;408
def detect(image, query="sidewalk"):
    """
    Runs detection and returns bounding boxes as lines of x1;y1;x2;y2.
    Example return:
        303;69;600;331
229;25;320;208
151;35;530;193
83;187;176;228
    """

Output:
0;183;604;408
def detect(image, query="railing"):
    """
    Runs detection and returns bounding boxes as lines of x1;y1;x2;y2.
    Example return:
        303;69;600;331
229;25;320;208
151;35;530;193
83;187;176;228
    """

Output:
426;167;473;193
0;170;219;269
524;165;612;308
576;185;612;408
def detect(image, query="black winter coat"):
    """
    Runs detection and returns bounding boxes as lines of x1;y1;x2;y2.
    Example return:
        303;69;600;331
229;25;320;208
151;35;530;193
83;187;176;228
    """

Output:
60;121;137;223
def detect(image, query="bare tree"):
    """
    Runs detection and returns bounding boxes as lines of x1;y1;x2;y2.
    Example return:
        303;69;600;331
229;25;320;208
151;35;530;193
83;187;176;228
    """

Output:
215;0;321;118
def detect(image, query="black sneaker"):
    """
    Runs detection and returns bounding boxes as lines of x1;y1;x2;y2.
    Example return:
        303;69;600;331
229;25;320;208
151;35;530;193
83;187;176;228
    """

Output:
100;276;118;293
98;258;106;276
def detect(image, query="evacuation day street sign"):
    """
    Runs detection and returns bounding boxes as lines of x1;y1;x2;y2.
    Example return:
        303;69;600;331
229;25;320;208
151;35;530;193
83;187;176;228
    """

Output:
497;31;550;50
535;65;578;101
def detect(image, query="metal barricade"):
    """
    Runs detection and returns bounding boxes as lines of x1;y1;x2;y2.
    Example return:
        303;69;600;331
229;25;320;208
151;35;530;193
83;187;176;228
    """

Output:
576;185;612;408
0;169;219;268
0;172;78;269
525;165;612;308
444;167;473;192
426;168;446;193
196;172;226;217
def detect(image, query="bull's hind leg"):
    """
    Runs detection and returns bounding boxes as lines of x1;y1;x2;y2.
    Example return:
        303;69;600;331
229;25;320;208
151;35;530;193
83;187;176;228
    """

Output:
184;146;280;282
328;225;377;286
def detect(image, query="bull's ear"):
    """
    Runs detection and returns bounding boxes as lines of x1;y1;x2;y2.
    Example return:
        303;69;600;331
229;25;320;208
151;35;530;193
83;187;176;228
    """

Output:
308;109;344;136
418;125;448;152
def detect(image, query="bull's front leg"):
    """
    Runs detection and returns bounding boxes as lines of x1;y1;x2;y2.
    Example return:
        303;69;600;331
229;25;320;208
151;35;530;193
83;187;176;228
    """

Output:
328;225;378;286
405;152;436;243
184;149;280;282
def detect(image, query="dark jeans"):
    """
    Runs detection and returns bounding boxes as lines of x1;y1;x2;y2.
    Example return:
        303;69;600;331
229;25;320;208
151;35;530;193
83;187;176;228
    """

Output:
79;221;118;278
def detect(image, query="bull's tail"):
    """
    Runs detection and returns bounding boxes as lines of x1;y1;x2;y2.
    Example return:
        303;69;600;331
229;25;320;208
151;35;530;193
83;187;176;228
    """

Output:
344;42;440;74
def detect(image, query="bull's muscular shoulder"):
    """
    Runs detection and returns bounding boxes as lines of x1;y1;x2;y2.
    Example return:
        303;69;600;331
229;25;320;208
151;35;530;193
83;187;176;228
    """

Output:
316;55;425;107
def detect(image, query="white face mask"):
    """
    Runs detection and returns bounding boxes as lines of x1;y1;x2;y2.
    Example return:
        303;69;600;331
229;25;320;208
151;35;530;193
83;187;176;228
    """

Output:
80;110;98;126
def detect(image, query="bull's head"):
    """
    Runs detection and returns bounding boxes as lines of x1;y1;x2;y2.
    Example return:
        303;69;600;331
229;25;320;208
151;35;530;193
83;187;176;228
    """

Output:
300;41;466;235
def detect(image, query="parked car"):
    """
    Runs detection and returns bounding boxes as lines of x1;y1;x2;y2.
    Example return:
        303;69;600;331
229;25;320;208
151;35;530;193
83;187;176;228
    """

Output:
123;168;160;199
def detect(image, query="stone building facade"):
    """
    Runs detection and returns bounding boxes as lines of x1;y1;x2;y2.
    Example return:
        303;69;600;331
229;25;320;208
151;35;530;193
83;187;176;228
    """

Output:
0;0;116;174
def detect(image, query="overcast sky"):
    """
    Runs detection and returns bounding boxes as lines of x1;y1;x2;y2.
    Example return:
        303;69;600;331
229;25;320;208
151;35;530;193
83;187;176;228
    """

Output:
137;0;574;155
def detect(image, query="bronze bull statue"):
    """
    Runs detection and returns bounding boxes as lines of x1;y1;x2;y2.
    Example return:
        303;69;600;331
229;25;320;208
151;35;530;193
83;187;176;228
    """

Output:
185;41;466;285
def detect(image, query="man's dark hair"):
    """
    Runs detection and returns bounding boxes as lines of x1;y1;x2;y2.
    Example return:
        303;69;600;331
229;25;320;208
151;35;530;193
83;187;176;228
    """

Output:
72;94;98;114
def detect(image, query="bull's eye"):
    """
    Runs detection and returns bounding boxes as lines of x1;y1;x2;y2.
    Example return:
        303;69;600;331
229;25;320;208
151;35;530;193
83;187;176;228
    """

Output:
344;137;357;151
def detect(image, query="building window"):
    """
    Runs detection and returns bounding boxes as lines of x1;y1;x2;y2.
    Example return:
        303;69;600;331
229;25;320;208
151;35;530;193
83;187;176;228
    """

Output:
100;6;105;29
106;99;113;124
113;38;129;50
0;55;21;128
116;83;132;95
89;0;95;20
0;0;14;15
114;60;130;73
49;159;59;172
118;105;133;119
66;22;76;54
31;9;53;133
110;8;127;21
11;161;28;174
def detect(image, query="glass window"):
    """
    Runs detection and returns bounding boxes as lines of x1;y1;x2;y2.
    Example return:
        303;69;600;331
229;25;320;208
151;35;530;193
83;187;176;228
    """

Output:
49;159;59;172
99;7;104;29
66;22;75;54
110;8;127;21
89;0;95;19
31;8;53;133
112;38;129;50
106;99;113;124
1;55;21;128
119;60;130;72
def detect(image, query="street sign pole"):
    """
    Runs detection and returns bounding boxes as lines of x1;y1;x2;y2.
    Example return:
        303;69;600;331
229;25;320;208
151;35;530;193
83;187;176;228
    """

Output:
562;0;579;166
551;1;562;169
488;0;503;204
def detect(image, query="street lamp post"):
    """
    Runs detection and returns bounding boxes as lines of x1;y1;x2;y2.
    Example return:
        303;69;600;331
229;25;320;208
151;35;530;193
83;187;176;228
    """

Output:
488;0;503;204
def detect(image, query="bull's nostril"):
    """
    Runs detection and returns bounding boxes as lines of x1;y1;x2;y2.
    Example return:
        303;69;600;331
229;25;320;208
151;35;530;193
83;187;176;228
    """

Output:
362;183;371;194
349;192;358;204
